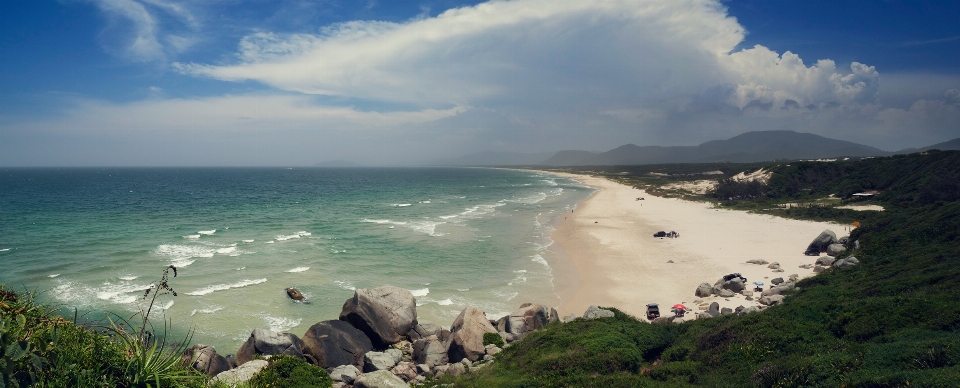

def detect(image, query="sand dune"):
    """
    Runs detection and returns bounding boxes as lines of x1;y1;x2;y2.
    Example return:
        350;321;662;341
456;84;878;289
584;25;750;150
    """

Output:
544;172;847;319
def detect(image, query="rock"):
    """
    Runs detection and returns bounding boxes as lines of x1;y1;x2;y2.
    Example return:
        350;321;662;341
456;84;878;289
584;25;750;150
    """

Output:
518;302;533;309
745;296;754;301
788;274;799;282
235;329;305;366
353;369;410;388
742;289;754;297
720;307;733;315
406;321;440;341
806;229;837;254
431;364;449;376
838;235;850;244
708;302;720;317
697;312;713;320
767;262;781;270
746;259;769;265
498;331;518;343
833;256;860;268
826;244;847;257
815;256;836;266
182;344;231;377
719;289;735;298
485;345;502;356
412;335;449;368
667;260;674;263
761;285;792;297
742;306;760;314
340;286;418;348
672;318;685;324
505;304;551;336
813;265;825;273
211;359;268;387
549;308;560;323
562;313;578;323
758;295;784;306
583;305;615;319
416;363;433;377
302;320;373;370
773;269;784;273
722;278;746;293
285;288;305;301
771;277;784;285
734;306;744;313
448;307;498;362
391;361;418;382
441;363;466;377
333;382;348;388
460;358;472;368
365;351;400;372
329;365;361;383
651;316;671;325
799;264;814;269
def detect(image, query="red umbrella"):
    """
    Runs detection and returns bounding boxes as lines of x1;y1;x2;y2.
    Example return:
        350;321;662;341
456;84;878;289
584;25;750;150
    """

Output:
672;304;686;310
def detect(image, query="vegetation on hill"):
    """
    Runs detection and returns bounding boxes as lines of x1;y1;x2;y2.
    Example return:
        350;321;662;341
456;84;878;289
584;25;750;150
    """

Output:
431;151;960;387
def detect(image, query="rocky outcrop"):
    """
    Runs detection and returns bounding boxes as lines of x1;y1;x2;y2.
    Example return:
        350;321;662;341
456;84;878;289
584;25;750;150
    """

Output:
235;329;305;366
746;259;769;265
767;262;781;270
504;303;552;336
447;307;498;362
390;361;418;382
364;349;403;372
758;295;784;306
353;370;410;388
285;288;305;301
329;365;361;384
302;320;373;370
211;359;268;387
181;344;231;377
708;302;720;317
816;256;836;266
412;335;449;367
583;305;615;319
806;229;837;253
406;322;440;341
721;278;745;293
340;286;418;349
833;256;860;268
826;244;846;257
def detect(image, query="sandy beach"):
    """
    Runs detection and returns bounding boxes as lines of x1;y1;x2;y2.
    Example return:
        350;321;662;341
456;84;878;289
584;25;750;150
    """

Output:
543;171;847;319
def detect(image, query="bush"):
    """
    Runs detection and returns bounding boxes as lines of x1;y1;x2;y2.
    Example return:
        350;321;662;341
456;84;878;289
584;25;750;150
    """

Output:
483;332;505;348
249;355;333;388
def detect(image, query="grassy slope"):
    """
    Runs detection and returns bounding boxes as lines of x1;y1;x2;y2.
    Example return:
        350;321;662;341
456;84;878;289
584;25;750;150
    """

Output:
431;151;960;387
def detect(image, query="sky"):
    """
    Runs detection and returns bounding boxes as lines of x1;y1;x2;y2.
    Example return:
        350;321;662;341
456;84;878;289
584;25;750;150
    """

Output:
1;0;958;166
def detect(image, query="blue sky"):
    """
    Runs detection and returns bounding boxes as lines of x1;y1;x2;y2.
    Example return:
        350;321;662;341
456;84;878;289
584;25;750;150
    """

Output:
1;0;958;166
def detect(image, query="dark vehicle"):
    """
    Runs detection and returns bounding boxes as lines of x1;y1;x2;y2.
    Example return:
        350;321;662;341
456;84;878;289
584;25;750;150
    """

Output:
722;273;747;283
646;303;660;320
653;231;667;238
804;247;820;256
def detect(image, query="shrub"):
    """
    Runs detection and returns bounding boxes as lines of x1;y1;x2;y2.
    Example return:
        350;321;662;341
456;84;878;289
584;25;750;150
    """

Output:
249;355;333;388
483;332;504;348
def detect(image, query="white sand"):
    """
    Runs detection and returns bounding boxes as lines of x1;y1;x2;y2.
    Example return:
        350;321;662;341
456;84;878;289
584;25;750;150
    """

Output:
543;172;847;319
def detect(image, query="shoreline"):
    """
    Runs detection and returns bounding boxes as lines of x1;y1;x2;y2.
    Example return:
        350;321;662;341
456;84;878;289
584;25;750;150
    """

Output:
532;170;846;319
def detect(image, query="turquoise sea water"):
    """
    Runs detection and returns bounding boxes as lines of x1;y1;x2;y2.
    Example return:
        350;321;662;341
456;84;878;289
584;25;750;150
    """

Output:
0;167;591;351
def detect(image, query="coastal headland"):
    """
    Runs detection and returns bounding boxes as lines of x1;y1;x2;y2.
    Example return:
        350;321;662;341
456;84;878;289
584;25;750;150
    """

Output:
539;171;846;318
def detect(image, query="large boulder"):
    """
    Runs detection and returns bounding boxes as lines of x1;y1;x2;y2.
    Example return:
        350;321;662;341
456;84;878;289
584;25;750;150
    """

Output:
286;288;305;301
329;365;361;384
364;350;402;372
235;329;305;366
722;278;746;293
353;369;410;388
695;283;713;297
504;304;551;336
448;307;498;362
759;295;785;306
708;302;720;317
181;344;231;377
211;359;268;387
302;320;373;370
583;305;615;319
390;361;418;382
826;244;847;257
806;229;837;253
412;335;449;367
719;289;735;298
340;286;418;349
815;256;836;266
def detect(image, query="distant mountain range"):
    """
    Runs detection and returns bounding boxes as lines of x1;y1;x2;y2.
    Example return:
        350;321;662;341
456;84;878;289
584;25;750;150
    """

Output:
433;131;960;167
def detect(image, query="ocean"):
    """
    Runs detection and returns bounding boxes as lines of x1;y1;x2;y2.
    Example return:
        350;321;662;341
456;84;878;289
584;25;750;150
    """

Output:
0;167;592;351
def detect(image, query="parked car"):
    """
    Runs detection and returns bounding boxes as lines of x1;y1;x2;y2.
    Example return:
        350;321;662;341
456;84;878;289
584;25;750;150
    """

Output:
646;303;660;320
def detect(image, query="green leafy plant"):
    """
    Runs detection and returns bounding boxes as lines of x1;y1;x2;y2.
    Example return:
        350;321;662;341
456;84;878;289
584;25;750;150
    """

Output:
482;332;504;348
248;355;333;388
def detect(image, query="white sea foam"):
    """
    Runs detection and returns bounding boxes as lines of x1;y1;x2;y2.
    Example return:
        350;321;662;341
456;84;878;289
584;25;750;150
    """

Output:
236;267;245;271
437;299;454;306
96;282;153;304
420;200;431;204
532;255;549;267
541;179;558;186
287;267;309;273
457;288;470;292
363;219;445;236
276;231;311;241
0;248;9;252
261;315;302;332
189;306;223;316
183;235;200;239
161;300;174;310
215;246;237;255
265;241;274;244
48;274;60;278
242;239;254;243
186;278;267;296
154;244;215;267
198;230;216;235
119;275;138;281
411;288;429;297
514;270;527;273
392;203;412;207
334;280;355;291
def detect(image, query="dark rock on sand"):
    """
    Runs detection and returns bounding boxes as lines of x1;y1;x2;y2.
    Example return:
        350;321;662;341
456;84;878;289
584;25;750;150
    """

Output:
826;243;847;257
806;229;837;253
833;256;860;268
696;282;713;297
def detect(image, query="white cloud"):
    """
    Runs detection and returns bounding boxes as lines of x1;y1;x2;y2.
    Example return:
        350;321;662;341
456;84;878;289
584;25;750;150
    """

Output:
88;0;199;61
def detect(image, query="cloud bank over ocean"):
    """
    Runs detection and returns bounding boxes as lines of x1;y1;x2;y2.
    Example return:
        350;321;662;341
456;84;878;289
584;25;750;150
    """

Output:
2;0;958;166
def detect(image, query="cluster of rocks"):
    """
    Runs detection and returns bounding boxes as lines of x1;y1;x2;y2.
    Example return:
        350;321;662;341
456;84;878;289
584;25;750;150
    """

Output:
183;285;607;387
